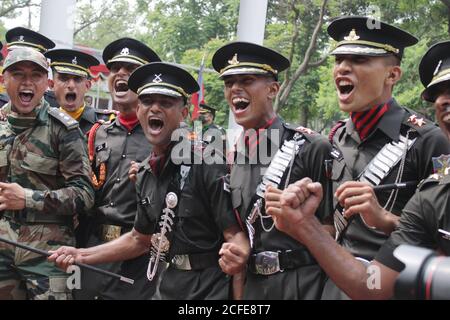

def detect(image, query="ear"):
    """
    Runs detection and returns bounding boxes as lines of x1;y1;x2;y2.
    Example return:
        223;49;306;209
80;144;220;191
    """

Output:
386;65;402;86
0;74;4;86
85;79;92;90
48;78;54;89
181;105;189;120
267;81;280;100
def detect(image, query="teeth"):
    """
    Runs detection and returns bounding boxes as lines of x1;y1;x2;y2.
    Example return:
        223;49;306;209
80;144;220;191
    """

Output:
116;80;127;85
20;90;33;94
338;80;352;86
443;114;450;123
232;97;249;104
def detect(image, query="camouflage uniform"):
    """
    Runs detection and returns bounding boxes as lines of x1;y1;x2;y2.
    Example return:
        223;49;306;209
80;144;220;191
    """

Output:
0;99;94;300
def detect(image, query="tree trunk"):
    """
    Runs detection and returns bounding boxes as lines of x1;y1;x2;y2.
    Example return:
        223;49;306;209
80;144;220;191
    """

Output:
274;0;328;112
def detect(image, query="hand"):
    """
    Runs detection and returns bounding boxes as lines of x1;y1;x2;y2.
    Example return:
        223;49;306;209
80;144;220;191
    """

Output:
335;181;390;230
266;178;323;240
219;242;249;275
264;186;282;216
48;246;81;272
128;161;139;183
0;109;7;121
0;182;26;211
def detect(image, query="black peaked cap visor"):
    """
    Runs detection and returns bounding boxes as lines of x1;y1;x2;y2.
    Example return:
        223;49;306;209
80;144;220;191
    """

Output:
419;41;450;102
129;62;199;99
102;38;160;69
46;49;99;78
212;41;290;79
6;27;55;53
328;16;418;58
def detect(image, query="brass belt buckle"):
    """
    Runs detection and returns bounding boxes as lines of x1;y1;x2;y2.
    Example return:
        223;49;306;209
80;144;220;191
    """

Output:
101;224;122;242
254;251;281;275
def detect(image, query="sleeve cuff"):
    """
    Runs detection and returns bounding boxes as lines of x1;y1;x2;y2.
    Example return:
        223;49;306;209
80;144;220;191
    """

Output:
24;188;45;211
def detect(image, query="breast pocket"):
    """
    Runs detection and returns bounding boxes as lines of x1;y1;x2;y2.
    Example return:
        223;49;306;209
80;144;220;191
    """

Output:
21;152;59;176
331;159;346;182
95;148;111;167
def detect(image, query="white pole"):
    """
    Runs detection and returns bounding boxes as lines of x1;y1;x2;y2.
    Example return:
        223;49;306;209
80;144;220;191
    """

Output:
39;0;76;49
227;0;268;146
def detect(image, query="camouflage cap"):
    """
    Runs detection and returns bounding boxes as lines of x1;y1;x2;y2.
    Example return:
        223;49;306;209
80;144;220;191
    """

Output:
2;47;49;73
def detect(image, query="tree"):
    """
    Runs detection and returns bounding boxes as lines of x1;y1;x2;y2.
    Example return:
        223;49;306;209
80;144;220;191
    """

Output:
273;0;329;114
73;0;139;49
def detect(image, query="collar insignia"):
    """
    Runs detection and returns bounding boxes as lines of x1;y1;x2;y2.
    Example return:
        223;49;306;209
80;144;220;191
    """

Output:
153;74;163;83
344;29;360;41
228;54;239;65
120;47;130;55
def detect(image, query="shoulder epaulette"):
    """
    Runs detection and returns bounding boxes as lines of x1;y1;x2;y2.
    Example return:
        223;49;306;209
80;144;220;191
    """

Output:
402;108;437;134
329;120;346;143
48;108;79;130
417;173;450;190
283;122;317;140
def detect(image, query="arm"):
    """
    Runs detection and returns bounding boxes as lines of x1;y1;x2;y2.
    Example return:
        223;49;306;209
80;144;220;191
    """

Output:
219;225;250;300
48;228;151;270
266;178;399;299
0;129;94;214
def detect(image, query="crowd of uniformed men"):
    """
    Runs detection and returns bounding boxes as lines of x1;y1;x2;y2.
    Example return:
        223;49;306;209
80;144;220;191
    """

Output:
0;15;449;300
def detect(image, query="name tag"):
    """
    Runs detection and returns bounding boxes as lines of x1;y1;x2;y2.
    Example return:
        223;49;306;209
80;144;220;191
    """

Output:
96;143;107;152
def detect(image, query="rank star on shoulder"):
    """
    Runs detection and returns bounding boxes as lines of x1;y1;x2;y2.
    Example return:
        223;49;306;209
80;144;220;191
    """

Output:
408;114;425;127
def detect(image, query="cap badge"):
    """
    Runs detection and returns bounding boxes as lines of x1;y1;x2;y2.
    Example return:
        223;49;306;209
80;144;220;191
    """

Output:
153;74;163;83
120;47;130;55
344;29;360;41
18;35;25;42
408;114;425;127
228;54;239;65
72;56;78;65
433;60;443;76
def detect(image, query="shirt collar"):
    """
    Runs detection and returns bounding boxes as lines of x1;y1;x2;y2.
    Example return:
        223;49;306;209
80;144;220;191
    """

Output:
343;99;403;143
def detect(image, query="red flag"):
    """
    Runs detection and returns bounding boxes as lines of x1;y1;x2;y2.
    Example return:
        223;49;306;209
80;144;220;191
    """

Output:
191;57;206;120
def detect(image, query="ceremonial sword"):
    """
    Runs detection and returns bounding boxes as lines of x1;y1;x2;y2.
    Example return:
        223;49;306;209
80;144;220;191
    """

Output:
0;236;134;285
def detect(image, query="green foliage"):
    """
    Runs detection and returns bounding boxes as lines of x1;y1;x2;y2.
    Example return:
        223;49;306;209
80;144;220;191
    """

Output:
1;0;447;129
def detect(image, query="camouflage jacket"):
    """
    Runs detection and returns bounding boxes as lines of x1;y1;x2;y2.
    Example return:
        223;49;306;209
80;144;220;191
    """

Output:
0;99;94;222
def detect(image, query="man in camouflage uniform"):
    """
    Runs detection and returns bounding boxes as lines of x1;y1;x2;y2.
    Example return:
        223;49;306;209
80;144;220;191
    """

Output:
45;49;116;135
0;47;94;300
73;38;160;300
1;27;58;109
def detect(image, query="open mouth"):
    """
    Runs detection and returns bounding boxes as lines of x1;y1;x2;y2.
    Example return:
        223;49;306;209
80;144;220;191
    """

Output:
19;90;34;103
148;118;164;133
337;80;355;96
66;92;77;103
232;97;250;111
115;80;129;93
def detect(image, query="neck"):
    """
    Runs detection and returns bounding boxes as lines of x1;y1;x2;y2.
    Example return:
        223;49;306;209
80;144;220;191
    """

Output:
245;112;277;131
114;101;137;116
153;143;171;156
61;104;85;121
